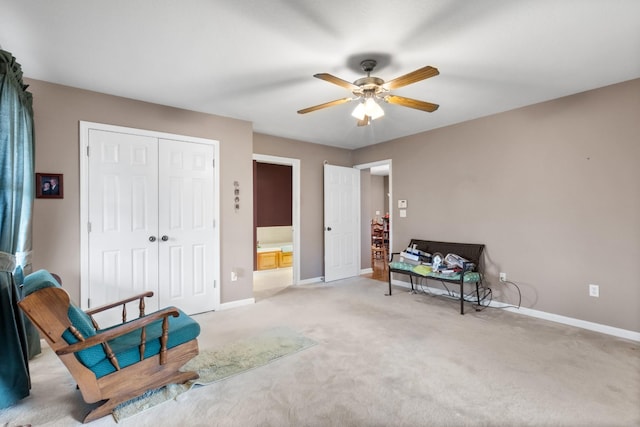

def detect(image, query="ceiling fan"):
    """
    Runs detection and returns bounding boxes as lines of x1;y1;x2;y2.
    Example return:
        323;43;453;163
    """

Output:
297;59;439;126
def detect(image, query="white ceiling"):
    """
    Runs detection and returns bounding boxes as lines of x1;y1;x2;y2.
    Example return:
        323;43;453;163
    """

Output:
2;0;639;149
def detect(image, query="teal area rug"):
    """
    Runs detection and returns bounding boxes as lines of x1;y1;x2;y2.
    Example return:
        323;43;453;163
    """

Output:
112;327;317;422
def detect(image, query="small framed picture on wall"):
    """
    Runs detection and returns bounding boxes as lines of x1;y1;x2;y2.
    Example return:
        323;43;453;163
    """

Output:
35;173;64;199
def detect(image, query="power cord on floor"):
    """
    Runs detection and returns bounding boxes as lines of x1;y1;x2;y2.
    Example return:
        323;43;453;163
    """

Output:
411;277;492;311
489;279;522;310
409;276;522;311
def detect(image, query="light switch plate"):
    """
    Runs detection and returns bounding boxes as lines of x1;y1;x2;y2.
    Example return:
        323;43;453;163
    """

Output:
399;209;407;218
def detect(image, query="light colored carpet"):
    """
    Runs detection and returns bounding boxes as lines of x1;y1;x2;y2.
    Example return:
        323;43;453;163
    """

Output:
1;276;638;426
252;268;293;301
113;327;317;422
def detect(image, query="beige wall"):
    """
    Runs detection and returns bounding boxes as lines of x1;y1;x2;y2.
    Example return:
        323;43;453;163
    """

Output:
27;79;255;305
253;133;352;280
370;175;386;220
26;75;639;333
352;79;640;332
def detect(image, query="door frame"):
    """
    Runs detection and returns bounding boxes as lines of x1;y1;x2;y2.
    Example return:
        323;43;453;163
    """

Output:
252;154;301;285
79;121;221;311
354;159;393;264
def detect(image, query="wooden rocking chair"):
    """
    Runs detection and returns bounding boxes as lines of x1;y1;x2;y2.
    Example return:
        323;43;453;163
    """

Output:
18;270;200;423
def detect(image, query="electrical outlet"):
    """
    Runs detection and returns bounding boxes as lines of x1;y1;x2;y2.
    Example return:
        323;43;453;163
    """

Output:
589;284;599;297
499;272;507;282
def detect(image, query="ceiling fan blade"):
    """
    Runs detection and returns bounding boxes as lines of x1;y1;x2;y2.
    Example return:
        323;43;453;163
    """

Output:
314;73;360;91
297;97;353;114
384;95;439;112
357;116;370;127
381;66;439;91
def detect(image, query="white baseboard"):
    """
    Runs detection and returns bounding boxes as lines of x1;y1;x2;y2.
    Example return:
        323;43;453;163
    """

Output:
360;268;373;274
390;279;640;342
219;297;255;310
297;276;323;285
497;304;640;342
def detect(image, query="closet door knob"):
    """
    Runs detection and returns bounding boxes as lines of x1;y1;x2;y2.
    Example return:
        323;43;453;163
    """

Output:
161;235;169;242
149;236;157;242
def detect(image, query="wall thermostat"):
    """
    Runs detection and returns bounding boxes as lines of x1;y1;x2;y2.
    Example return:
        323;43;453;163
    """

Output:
398;199;407;209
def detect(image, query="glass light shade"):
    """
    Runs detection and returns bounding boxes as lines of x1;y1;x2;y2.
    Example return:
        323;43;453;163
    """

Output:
365;98;385;120
351;102;366;120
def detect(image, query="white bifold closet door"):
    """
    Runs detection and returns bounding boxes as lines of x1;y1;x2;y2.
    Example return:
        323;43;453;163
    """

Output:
87;128;216;326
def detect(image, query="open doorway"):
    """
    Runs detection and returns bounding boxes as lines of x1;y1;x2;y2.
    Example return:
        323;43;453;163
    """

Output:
252;154;300;300
355;160;392;282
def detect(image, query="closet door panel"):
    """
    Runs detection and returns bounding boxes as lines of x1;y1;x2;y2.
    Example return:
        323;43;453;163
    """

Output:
158;139;215;314
87;129;159;325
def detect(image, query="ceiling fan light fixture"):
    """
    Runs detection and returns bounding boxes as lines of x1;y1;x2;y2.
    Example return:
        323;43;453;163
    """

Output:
351;102;366;120
365;98;384;120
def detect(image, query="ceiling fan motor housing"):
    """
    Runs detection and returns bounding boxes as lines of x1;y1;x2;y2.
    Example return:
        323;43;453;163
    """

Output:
352;60;386;97
353;76;385;97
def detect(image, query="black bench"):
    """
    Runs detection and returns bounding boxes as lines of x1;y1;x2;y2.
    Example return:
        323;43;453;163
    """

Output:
387;239;485;314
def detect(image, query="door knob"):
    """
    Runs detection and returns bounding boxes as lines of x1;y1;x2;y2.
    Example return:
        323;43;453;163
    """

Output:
161;235;169;241
326;227;332;231
149;236;156;242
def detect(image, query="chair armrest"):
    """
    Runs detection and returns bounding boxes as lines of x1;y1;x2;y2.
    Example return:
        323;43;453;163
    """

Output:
85;291;154;316
56;306;179;355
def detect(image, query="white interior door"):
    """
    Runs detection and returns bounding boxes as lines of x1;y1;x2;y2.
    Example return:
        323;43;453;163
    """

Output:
158;138;216;314
324;164;361;282
87;129;160;325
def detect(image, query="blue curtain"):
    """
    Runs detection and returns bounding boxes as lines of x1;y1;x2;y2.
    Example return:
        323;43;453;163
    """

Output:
0;49;36;409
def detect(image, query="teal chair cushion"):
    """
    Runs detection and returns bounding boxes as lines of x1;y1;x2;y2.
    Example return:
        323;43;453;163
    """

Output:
22;269;62;296
61;308;105;369
89;308;200;378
